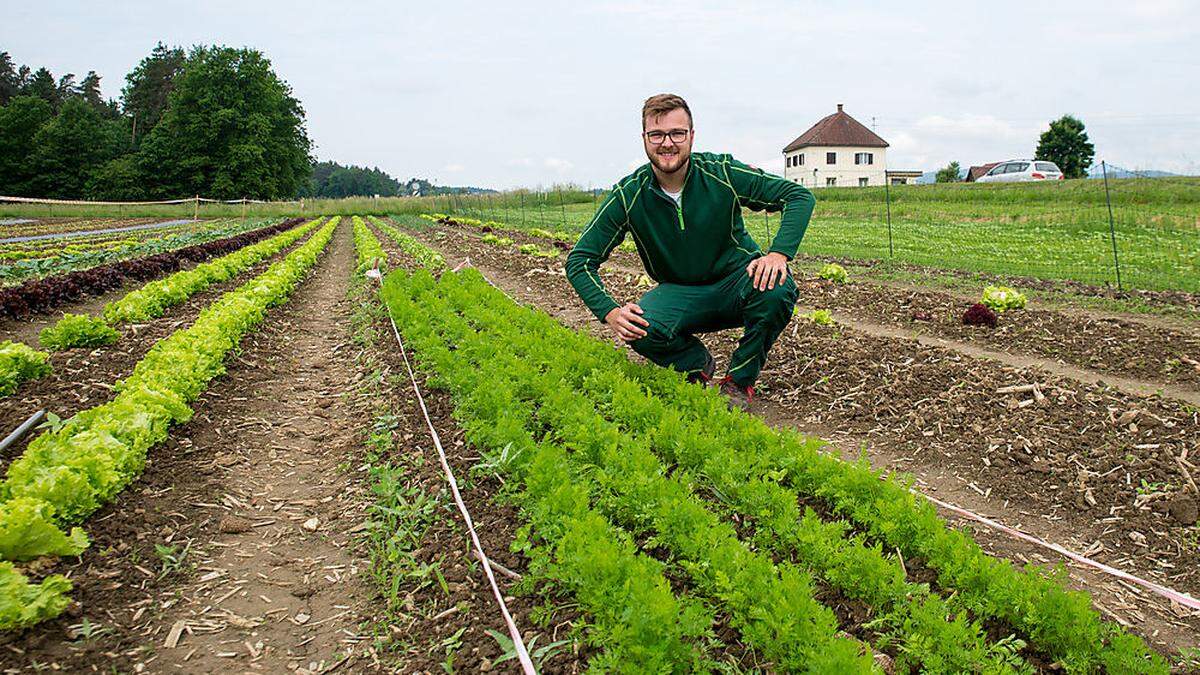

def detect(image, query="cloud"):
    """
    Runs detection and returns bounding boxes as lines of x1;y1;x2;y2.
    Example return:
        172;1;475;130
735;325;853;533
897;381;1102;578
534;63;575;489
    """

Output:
444;163;465;173
506;158;536;167
543;157;574;172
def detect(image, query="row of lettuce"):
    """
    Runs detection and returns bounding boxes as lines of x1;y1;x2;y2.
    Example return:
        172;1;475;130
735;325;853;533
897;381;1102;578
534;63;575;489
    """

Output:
0;217;339;629
376;225;1166;672
0;218;323;400
0;219;272;286
38;217;322;350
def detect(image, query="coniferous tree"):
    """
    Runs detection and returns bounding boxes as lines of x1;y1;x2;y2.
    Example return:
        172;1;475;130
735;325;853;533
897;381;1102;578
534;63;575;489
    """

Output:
22;67;57;107
0;52;19;105
121;42;186;144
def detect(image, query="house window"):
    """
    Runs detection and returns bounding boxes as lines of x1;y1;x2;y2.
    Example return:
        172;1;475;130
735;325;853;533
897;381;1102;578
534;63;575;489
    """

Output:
826;177;837;187
858;177;869;187
855;152;874;165
890;178;906;185
826;152;836;164
786;157;791;168
797;153;805;166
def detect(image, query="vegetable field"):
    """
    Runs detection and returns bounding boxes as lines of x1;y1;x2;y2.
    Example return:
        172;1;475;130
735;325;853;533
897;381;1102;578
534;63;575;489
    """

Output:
433;176;1200;295
0;214;1196;672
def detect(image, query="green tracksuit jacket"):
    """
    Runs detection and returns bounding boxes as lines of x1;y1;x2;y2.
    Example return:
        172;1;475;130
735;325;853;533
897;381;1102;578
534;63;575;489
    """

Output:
565;151;816;323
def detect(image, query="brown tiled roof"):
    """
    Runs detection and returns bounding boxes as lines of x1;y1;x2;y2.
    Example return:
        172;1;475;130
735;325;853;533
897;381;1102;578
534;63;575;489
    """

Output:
783;104;888;152
966;162;999;182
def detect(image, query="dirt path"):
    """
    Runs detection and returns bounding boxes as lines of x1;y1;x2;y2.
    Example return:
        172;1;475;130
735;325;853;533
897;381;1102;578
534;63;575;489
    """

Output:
407;222;1200;658
145;221;381;673
813;309;1200;408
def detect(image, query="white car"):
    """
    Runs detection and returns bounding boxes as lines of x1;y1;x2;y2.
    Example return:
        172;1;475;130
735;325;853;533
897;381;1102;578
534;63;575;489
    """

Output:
976;159;1064;183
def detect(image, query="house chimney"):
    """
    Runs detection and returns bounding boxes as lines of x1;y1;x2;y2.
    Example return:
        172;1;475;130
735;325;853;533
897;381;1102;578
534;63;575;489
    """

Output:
837;103;843;112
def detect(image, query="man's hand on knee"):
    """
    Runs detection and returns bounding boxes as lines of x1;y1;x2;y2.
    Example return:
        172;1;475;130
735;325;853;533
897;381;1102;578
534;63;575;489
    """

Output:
746;252;789;291
604;303;649;342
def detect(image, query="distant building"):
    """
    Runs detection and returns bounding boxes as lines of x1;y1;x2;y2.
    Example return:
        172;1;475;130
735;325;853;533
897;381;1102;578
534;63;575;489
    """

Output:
783;104;896;188
965;162;1000;182
885;170;923;185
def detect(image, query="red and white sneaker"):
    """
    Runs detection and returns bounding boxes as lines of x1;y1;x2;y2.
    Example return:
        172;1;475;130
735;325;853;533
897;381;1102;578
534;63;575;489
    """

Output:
718;375;754;411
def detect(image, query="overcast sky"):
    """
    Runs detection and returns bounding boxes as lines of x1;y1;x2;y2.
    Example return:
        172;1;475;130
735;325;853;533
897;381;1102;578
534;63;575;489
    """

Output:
5;0;1197;188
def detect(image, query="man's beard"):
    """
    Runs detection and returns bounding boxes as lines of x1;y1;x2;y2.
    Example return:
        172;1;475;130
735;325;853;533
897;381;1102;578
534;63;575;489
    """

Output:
649;147;688;174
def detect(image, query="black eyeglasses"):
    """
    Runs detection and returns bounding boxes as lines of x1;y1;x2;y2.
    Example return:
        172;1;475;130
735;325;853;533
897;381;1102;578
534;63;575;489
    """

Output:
644;129;691;145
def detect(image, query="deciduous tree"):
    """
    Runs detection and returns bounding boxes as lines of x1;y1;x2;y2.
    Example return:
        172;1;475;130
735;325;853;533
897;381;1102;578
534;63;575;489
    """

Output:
137;46;312;200
1035;115;1094;179
935;161;961;183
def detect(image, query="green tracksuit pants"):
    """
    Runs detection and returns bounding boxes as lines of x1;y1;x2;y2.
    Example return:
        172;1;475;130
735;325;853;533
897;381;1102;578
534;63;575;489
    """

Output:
630;266;798;387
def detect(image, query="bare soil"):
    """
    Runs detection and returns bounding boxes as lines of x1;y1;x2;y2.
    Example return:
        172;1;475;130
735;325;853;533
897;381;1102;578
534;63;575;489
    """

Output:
792;276;1200;393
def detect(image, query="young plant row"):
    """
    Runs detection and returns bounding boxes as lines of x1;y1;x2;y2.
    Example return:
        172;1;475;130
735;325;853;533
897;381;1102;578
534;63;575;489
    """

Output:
431;263;1163;672
388;266;888;667
393;266;1033;672
422;213;635;254
0;236;140;262
0;217;339;629
36;218;324;351
0;219;261;286
369;217;445;271
0;340;51;398
353;216;387;273
407;277;879;670
101;217;323;324
383;271;716;672
0;217;307;320
436;281;1034;673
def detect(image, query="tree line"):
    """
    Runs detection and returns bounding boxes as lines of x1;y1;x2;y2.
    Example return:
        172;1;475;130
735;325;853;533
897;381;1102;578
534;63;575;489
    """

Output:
0;44;311;201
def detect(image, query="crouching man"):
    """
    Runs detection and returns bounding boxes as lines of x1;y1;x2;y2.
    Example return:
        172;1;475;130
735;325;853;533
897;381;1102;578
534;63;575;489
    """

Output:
565;93;815;411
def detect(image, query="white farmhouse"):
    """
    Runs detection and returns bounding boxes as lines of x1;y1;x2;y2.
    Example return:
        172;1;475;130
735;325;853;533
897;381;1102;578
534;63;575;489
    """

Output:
782;104;891;188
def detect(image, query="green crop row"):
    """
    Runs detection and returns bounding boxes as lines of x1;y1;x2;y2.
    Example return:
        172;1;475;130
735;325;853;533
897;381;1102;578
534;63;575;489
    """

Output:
0;340;52;398
369;216;445;271
101;217;323;325
0;217;339;629
434;284;1034;673
0;237;141;262
386;269;877;672
384;273;718;672
446;274;1162;672
381;234;1165;672
353;216;387;273
38;313;118;351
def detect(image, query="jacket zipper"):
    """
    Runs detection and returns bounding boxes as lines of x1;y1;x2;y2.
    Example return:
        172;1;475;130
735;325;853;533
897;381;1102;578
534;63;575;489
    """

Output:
675;191;685;231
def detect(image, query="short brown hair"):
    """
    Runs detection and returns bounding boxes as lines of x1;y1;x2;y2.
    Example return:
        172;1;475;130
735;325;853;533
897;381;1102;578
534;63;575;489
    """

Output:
642;93;692;129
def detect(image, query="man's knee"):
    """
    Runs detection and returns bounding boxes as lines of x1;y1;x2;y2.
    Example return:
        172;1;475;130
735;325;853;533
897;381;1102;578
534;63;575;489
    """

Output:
628;317;674;357
752;277;799;323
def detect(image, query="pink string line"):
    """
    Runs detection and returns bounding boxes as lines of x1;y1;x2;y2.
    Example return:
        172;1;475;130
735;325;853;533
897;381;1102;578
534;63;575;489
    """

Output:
382;278;536;674
918;489;1200;611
